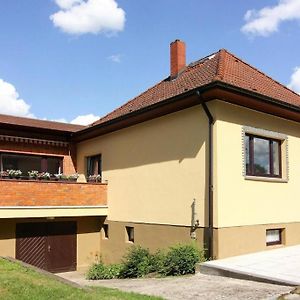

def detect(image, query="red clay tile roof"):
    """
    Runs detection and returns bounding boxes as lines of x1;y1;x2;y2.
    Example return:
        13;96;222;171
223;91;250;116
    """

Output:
0;114;85;132
91;49;300;127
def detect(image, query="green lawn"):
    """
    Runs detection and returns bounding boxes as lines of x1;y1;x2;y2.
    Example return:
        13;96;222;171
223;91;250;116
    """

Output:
0;258;163;300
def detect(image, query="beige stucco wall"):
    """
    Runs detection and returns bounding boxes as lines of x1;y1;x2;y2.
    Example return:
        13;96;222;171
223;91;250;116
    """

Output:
77;106;209;227
0;219;15;257
76;100;300;260
216;222;300;258
214;101;300;228
99;220;204;264
77;217;103;270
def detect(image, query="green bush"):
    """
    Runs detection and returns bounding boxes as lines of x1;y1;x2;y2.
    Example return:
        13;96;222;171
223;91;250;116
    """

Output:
87;243;205;280
119;246;156;278
159;243;204;276
86;261;122;280
150;250;165;273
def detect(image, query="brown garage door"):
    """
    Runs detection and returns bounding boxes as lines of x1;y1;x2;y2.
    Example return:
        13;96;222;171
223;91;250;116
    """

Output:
16;221;77;273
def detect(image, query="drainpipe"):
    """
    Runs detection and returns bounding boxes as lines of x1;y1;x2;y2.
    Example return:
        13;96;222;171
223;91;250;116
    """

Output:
196;91;214;259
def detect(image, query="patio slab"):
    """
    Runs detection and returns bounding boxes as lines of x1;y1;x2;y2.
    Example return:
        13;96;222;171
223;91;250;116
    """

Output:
199;245;300;286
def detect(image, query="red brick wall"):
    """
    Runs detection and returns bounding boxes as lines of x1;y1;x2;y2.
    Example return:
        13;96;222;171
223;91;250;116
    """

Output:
0;141;76;175
0;180;107;206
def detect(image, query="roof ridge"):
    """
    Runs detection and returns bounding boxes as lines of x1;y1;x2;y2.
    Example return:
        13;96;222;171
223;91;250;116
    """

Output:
213;49;226;81
187;50;219;68
222;49;300;98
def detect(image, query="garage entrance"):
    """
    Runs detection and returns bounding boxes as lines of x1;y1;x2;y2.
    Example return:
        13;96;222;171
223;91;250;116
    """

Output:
16;221;77;273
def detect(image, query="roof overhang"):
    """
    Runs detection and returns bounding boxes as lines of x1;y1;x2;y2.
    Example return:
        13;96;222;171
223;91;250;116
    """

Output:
206;81;300;123
73;82;300;142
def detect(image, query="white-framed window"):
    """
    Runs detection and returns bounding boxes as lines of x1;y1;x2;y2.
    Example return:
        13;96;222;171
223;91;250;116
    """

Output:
266;229;283;246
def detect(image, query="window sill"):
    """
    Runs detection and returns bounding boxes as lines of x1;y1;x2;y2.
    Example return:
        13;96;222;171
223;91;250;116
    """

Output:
266;243;284;250
244;176;288;183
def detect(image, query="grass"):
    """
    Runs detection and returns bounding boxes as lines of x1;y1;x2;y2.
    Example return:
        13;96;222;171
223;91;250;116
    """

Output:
0;258;163;300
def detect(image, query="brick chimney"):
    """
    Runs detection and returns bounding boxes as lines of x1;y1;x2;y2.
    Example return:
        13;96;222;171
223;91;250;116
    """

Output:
170;39;186;79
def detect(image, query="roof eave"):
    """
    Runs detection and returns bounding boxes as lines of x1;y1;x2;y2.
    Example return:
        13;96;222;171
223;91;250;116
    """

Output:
0;123;78;142
213;81;300;113
73;82;300;142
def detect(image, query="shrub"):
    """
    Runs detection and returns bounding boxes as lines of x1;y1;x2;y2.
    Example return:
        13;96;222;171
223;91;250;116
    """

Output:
86;261;122;280
119;246;156;278
87;243;205;280
159;243;204;276
150;250;165;273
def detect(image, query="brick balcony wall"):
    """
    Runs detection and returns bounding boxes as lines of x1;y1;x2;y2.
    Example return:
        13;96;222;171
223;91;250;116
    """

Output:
0;179;107;206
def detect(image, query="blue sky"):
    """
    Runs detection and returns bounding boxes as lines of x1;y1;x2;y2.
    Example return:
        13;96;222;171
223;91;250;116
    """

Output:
0;0;300;124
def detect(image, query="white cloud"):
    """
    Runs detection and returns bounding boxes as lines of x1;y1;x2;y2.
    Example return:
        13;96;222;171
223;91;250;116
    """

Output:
70;113;99;125
288;66;300;94
50;0;126;35
51;117;68;123
107;54;122;63
55;0;83;9
0;79;34;118
241;0;300;36
0;78;100;124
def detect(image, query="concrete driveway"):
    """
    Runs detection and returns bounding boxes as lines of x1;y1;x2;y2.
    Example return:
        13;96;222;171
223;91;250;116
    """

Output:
200;245;300;286
57;245;300;299
58;271;291;300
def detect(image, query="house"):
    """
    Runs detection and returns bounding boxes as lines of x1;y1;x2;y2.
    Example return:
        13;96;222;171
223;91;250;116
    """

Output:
1;40;300;272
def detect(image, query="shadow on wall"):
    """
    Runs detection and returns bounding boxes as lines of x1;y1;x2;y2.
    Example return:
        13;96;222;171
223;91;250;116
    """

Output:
97;106;209;171
218;101;300;139
0;219;15;240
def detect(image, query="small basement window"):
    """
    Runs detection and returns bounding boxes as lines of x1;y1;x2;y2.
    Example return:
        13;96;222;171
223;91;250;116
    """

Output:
102;224;109;239
266;229;283;246
126;226;134;243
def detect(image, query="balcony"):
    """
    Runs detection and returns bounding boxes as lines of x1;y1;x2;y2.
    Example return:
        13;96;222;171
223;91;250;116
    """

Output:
0;178;107;218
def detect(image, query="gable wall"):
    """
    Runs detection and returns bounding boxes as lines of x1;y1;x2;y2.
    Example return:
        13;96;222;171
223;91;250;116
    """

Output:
214;100;300;228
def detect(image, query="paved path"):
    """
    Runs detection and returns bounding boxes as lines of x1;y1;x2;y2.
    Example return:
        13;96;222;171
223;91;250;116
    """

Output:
201;245;300;286
58;271;292;300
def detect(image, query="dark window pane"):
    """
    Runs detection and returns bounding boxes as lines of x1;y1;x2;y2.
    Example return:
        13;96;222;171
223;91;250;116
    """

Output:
2;154;41;174
47;157;62;174
253;137;270;175
272;141;280;176
245;135;250;174
126;226;134;243
87;155;101;177
1;154;62;175
245;134;281;178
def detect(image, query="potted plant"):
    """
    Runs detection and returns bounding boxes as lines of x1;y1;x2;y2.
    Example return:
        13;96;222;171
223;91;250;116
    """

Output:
54;173;68;181
88;174;101;183
0;170;9;179
68;173;79;182
37;172;51;180
28;170;39;180
7;169;22;179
